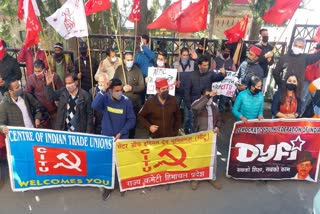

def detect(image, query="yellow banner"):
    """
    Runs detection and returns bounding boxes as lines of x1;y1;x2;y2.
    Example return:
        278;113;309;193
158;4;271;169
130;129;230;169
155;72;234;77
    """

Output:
116;131;216;191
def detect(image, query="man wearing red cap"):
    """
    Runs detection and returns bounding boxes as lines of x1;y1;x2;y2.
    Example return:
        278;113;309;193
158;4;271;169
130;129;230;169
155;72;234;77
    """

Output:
236;45;264;92
0;39;22;95
138;78;181;138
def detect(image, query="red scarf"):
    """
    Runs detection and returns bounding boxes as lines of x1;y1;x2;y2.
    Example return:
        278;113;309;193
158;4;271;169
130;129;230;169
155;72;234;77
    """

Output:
0;40;5;60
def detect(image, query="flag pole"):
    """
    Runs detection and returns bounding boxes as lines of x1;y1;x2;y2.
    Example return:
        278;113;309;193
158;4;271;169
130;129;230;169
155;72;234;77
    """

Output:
110;6;127;85
86;37;95;100
178;32;181;82
77;38;82;88
133;21;138;58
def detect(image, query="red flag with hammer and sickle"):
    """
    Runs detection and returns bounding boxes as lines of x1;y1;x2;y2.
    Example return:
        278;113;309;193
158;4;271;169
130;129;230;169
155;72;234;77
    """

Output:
25;0;42;48
128;0;140;23
224;15;249;44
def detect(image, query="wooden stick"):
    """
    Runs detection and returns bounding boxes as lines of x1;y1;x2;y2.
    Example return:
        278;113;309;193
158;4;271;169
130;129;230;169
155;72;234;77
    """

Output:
86;37;94;100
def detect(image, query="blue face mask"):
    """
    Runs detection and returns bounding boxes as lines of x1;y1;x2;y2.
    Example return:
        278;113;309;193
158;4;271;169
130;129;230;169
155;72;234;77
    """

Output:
157;60;164;67
181;58;189;65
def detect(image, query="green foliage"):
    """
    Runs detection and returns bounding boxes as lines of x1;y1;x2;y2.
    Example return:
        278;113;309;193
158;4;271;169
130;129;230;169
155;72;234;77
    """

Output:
216;0;231;15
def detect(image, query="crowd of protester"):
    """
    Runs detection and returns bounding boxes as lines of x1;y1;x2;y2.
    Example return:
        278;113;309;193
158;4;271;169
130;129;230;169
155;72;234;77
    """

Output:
0;28;320;197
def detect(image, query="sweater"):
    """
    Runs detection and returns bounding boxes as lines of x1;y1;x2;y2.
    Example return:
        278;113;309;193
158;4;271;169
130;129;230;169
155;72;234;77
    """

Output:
92;92;136;139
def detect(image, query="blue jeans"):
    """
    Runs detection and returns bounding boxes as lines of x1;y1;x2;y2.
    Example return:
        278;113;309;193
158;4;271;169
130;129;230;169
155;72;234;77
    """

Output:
300;80;312;116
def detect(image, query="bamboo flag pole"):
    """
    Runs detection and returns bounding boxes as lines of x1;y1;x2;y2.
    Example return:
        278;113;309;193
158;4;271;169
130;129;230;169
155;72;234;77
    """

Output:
178;33;181;82
86;37;94;100
110;7;127;85
37;17;55;90
77;38;82;88
133;21;138;58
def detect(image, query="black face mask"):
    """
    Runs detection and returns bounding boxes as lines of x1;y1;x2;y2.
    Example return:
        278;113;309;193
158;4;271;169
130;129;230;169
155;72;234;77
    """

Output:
80;52;87;58
262;36;269;43
54;52;64;61
160;91;169;99
286;83;297;91
223;53;230;59
251;87;261;95
247;58;257;65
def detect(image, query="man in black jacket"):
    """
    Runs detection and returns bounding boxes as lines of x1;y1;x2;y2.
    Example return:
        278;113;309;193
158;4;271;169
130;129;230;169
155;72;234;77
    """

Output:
273;37;320;89
184;56;225;133
0;40;22;95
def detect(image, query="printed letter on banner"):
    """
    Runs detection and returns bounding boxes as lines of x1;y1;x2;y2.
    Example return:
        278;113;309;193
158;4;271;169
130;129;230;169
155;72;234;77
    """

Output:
226;119;320;182
6;127;114;192
116;130;216;191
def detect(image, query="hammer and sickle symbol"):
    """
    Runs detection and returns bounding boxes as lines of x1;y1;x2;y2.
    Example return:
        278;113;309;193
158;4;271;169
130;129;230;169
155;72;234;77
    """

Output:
53;152;82;172
154;145;187;168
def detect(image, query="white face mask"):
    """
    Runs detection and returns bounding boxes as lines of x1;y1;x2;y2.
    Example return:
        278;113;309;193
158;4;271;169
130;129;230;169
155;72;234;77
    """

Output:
126;61;134;69
98;85;104;91
111;57;117;62
157;60;164;67
292;46;303;55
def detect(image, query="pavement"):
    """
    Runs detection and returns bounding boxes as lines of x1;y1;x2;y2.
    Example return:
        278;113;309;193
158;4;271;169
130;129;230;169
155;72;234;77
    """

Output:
0;106;318;214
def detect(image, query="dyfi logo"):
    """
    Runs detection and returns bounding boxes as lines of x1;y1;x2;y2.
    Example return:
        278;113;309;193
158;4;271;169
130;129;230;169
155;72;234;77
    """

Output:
33;146;87;176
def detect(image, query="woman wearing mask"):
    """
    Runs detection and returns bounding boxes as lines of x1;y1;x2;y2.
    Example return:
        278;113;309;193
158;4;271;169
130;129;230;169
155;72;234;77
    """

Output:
156;50;169;68
172;47;195;134
232;76;264;122
95;48;122;81
271;73;301;119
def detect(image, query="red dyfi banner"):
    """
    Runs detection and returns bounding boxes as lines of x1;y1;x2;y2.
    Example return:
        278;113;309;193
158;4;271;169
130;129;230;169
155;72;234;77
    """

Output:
227;119;320;182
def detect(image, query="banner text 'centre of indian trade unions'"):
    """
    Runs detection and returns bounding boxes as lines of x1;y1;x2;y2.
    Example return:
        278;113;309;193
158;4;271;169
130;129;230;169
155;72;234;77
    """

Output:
6;127;114;192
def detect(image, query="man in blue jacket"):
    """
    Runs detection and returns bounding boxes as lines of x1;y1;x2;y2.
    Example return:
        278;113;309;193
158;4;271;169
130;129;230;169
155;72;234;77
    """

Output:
134;35;155;78
92;78;136;141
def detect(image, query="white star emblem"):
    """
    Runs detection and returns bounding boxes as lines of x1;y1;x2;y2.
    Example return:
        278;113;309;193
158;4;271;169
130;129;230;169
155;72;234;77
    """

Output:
290;135;306;151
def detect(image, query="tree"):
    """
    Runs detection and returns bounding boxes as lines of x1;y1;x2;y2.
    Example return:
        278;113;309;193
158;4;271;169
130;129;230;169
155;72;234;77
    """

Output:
208;0;231;39
248;0;275;40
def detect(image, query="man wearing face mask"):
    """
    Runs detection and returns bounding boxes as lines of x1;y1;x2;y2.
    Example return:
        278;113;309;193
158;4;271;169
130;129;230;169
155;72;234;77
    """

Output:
48;43;74;83
74;41;99;93
95;48;121;81
113;52;144;138
17;44;48;77
89;73;109;134
255;29;274;93
135;35;156;78
184;55;226;122
45;73;93;133
0;79;43;135
138;78;181;138
236;45;264;92
0;39;22;95
92;78;136;140
25;60;64;129
273;37;320;90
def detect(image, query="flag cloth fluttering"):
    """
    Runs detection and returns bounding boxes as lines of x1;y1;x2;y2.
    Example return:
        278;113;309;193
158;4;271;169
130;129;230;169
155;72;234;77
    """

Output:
128;0;141;22
46;0;88;39
224;15;249;44
262;0;302;25
84;0;111;16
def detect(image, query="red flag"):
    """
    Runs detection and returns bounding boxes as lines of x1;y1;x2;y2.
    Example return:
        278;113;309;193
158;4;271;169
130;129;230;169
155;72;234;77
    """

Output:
25;0;42;48
176;0;208;33
262;0;301;25
312;26;320;43
224;15;249;44
17;0;24;20
128;0;140;23
147;0;182;30
85;0;111;16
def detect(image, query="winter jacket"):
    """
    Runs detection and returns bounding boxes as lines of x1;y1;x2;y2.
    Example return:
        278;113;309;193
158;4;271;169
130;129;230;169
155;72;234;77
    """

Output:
25;73;64;113
17;45;48;77
48;54;74;82
74;56;99;92
232;88;264;121
191;95;222;132
138;95;181;138
89;86;103;134
0;92;42;133
273;50;320;88
95;57;121;80
135;45;155;77
113;65;145;108
236;61;264;86
92;92;136;139
46;86;93;133
172;59;195;97
212;54;236;71
254;42;274;77
184;70;225;109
